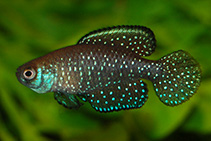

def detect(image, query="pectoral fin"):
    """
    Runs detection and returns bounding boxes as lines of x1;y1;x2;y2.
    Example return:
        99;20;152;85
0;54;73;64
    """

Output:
54;92;83;109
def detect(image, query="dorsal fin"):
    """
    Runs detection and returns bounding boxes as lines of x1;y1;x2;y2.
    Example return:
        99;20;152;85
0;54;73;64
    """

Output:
77;25;156;56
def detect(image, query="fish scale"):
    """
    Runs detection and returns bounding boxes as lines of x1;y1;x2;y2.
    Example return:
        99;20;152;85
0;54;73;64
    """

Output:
16;25;201;113
49;45;153;94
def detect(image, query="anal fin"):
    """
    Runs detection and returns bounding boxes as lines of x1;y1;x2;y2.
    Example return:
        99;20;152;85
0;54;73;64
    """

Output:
84;80;148;113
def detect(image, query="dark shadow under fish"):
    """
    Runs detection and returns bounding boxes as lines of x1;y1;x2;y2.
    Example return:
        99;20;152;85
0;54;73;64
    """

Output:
16;25;201;113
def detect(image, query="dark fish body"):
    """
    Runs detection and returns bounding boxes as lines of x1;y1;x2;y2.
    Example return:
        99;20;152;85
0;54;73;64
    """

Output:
16;25;201;113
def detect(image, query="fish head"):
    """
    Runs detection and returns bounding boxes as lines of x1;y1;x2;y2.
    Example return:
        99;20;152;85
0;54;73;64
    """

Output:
16;61;44;93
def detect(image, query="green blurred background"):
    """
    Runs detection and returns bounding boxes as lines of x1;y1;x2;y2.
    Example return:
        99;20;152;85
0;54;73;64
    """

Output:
0;0;210;140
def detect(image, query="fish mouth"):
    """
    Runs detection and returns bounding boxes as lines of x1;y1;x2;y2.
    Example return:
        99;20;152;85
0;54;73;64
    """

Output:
16;68;19;76
16;70;21;83
16;69;28;87
16;67;23;83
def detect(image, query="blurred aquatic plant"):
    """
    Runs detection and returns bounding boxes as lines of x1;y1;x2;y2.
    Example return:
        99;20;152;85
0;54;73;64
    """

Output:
0;0;211;141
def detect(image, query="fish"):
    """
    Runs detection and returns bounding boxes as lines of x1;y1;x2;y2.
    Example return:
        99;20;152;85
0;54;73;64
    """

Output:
16;25;201;113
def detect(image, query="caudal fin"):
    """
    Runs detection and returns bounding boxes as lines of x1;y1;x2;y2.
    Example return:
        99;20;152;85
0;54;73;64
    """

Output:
152;50;201;106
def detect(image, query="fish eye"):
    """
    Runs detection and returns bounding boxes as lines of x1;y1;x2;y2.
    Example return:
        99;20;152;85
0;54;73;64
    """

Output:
23;68;36;80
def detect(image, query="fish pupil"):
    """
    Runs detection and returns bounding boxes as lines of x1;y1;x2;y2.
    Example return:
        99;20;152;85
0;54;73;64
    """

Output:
25;71;32;77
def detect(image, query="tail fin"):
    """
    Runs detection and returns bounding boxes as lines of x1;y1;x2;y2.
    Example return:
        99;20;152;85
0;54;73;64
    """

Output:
152;50;201;106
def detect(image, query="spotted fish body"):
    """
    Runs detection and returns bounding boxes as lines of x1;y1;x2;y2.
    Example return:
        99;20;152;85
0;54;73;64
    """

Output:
16;25;201;113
